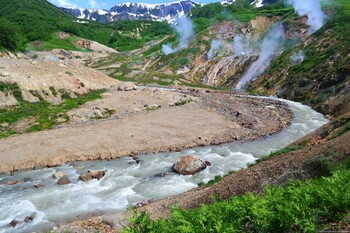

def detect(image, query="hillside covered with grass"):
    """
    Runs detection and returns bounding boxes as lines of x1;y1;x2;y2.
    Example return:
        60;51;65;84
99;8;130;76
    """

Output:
0;0;172;52
251;0;350;117
126;166;350;232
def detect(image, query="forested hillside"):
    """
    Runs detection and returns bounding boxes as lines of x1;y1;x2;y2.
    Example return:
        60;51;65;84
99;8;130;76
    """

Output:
0;0;172;51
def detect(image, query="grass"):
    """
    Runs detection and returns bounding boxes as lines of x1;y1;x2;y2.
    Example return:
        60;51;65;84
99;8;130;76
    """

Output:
252;0;350;117
125;166;350;233
198;171;236;187
145;105;161;111
258;141;308;162
27;33;90;52
173;99;192;107
329;122;350;140
0;87;105;138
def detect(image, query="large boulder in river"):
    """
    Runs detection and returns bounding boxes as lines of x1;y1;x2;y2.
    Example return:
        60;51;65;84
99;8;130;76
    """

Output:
173;155;207;175
57;176;71;185
79;170;106;182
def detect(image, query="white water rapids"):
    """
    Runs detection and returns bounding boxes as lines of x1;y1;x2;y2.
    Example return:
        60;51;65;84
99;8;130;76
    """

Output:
0;99;328;233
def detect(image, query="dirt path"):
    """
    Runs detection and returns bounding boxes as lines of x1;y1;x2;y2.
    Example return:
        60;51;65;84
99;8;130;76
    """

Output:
0;88;291;174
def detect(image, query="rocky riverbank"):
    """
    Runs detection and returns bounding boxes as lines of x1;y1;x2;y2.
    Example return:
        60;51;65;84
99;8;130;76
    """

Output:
0;87;292;174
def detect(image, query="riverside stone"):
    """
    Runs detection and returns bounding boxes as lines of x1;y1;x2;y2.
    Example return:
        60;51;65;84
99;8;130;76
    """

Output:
117;82;137;91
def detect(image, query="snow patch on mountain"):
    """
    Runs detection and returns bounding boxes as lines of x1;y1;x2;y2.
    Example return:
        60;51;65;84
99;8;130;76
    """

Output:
61;0;198;23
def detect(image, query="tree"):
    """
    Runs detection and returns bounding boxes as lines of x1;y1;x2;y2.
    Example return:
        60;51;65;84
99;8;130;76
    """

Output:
0;18;23;51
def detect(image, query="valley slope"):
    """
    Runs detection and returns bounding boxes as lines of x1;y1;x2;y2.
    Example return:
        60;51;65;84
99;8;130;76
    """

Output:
0;0;349;232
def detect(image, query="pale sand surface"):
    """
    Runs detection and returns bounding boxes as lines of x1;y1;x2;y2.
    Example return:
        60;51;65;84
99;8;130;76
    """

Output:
0;88;292;174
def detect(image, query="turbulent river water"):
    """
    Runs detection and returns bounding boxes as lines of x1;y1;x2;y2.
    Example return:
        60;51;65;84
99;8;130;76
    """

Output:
0;98;328;233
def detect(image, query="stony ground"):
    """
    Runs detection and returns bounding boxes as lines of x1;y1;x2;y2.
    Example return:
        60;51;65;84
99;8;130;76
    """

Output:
0;53;120;105
0;86;292;174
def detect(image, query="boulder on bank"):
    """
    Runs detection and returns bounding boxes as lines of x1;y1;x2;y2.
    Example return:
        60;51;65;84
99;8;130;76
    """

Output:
172;155;207;175
117;82;137;91
79;170;106;182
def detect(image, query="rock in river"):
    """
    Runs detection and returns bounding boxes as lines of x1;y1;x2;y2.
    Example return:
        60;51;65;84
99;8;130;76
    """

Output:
57;176;71;185
172;155;207;175
79;170;106;182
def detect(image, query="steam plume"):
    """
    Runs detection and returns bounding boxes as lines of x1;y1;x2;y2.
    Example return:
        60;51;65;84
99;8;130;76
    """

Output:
290;50;305;64
235;23;285;90
162;16;194;55
233;35;253;56
207;39;223;59
233;35;244;55
286;0;326;33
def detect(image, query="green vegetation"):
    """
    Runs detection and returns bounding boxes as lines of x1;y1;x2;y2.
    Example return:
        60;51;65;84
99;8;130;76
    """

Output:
198;171;236;187
254;0;350;116
0;18;24;51
0;83;105;138
174;99;192;106
0;0;172;52
27;33;87;52
145;105;161;111
258;141;308;162
0;0;73;47
191;1;293;26
328;115;350;140
109;21;172;51
125;168;350;233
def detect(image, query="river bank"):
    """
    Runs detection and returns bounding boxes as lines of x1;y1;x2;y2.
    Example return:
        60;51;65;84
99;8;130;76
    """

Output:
0;87;292;174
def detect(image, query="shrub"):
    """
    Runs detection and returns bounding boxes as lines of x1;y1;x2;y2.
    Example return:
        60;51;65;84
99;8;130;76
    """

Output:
0;18;23;51
125;170;350;233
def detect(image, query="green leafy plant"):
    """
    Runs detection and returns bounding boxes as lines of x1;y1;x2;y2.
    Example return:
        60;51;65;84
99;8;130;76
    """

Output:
125;169;350;233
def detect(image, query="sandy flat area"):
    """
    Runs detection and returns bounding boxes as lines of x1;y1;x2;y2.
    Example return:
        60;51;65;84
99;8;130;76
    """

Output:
0;88;292;174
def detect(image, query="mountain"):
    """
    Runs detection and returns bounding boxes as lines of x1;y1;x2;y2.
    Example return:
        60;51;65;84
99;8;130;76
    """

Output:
222;0;279;7
60;0;198;23
0;0;75;44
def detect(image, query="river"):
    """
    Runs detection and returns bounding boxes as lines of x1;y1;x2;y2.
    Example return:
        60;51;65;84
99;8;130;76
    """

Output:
0;98;328;233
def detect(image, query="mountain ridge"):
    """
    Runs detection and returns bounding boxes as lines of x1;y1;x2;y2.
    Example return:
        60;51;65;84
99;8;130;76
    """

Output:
60;0;198;23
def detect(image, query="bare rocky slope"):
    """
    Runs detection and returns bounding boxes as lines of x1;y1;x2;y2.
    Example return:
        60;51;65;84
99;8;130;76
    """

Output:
0;50;120;106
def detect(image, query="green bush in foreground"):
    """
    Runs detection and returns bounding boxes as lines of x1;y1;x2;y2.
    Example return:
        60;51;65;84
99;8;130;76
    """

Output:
125;170;350;233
